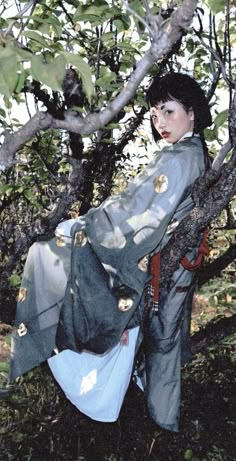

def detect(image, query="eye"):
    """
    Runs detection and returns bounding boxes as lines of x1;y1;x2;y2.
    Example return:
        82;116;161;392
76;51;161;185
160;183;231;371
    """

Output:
151;114;158;121
165;110;173;116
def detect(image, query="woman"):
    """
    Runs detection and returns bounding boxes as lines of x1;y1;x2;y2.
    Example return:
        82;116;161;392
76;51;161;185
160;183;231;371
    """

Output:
10;73;212;432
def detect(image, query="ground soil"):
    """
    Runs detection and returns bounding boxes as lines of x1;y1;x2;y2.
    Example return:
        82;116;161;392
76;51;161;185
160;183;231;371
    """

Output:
0;292;235;461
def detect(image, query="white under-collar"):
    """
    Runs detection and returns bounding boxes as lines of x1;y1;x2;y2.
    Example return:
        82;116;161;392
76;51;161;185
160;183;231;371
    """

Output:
178;131;200;142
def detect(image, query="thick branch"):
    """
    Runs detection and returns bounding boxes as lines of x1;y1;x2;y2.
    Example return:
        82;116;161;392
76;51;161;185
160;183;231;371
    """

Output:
212;139;232;170
198;243;236;287
191;313;236;355
0;0;198;171
0;112;53;170
160;152;236;288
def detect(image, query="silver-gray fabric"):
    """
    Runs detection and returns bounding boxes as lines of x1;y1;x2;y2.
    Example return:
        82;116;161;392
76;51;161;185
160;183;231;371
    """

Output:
10;239;71;380
10;137;205;432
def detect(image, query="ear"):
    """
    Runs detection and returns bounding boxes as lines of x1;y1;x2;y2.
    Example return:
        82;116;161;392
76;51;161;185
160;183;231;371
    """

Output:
189;108;194;121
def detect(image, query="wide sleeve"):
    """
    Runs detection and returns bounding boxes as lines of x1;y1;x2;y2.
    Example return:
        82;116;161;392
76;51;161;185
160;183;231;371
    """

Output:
83;140;204;295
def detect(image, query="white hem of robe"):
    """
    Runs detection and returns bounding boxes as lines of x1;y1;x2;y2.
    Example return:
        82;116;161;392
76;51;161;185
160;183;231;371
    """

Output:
48;326;139;422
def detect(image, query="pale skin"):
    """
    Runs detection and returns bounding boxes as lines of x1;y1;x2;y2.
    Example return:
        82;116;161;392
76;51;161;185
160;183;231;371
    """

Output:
150;100;195;144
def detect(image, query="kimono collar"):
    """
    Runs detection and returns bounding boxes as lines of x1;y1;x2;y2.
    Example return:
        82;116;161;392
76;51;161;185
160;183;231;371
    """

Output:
178;132;200;143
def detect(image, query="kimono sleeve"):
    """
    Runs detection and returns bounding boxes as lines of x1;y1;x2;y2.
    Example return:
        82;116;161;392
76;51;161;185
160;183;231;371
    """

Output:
84;141;204;295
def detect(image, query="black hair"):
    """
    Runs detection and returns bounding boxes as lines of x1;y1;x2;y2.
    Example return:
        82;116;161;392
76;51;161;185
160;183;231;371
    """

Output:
146;72;212;168
146;72;212;142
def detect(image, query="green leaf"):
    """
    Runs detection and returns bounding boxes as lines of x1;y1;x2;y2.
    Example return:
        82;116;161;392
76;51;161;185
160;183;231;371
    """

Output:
23;189;38;202
9;274;21;287
73;4;108;22
63;52;94;101
101;32;115;44
118;42;140;54
0;17;7;28
205;0;226;15
113;15;131;31
101;138;114;144
14;432;25;443
129;0;146;18
0;362;10;373
0;73;11;99
0;47;18;97
15;48;32;62
184;449;193;460
26;14;57;36
96;71;117;89
105;123;121;129
51;23;63;38
36;22;50;35
186;38;195;53
31;54;66;91
15;68;26;93
0;183;13;197
23;31;52;49
204;127;217;142
214;109;228;129
58;161;70;173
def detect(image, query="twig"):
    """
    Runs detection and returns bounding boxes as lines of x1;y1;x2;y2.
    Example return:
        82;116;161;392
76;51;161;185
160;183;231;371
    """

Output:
4;0;37;36
194;30;231;86
16;0;38;40
123;0;155;38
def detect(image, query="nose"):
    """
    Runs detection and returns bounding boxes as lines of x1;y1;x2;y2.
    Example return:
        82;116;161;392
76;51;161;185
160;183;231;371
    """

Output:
158;114;165;128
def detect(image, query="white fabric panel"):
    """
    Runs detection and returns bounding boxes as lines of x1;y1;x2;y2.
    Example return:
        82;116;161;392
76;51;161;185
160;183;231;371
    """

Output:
48;327;139;422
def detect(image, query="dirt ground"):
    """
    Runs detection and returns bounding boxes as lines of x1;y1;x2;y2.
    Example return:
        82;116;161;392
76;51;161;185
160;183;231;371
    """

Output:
0;292;235;461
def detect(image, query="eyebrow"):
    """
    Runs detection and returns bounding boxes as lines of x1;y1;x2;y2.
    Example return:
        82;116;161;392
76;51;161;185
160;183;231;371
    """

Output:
151;104;166;112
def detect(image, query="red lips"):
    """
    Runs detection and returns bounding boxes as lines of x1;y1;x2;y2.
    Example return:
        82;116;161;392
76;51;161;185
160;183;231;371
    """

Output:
161;131;170;138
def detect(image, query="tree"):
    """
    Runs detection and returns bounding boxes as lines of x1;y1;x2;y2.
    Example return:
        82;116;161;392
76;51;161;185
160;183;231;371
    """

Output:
0;0;235;304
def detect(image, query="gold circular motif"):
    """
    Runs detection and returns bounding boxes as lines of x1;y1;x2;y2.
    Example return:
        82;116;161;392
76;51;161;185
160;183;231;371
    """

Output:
56;236;66;247
74;231;87;247
153;174;168;193
118;297;134;312
138;255;149;272
18;322;28;337
17;287;28;303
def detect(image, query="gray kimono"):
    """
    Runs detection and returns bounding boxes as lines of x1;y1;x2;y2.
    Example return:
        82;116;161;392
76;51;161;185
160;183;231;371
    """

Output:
10;136;205;432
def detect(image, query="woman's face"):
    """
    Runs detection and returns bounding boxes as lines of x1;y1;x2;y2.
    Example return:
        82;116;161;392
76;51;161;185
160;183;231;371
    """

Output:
150;100;194;144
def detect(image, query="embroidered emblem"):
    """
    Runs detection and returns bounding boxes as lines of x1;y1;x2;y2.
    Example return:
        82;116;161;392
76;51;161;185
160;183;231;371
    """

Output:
56;236;66;247
153;174;168;193
118;297;134;312
74;231;87;247
18;322;28;336
17;287;27;303
138;255;149;272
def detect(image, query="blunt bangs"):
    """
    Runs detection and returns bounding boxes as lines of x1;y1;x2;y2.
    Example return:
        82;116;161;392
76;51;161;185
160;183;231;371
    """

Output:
146;73;212;142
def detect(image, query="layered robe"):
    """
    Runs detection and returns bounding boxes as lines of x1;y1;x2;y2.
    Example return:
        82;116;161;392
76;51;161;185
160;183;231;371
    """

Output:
10;136;205;432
